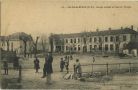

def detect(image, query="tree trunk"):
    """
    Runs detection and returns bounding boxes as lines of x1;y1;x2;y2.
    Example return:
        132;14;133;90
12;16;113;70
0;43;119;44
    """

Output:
6;40;9;51
24;41;27;57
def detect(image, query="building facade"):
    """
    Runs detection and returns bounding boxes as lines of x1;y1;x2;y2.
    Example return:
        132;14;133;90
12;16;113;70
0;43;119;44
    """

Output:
0;32;33;55
49;26;138;54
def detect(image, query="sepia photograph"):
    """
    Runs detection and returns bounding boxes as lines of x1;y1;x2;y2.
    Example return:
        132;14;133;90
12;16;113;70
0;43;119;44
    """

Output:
0;0;138;89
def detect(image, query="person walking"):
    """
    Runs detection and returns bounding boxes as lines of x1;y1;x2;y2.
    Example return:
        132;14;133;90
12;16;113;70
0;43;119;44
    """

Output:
45;52;53;84
34;57;40;73
60;58;65;72
3;61;8;75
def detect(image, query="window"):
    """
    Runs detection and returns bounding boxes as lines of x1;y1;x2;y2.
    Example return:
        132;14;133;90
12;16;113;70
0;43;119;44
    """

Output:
105;44;108;51
83;38;86;44
90;45;92;51
66;46;68;50
110;44;113;51
110;36;114;42
99;37;102;42
115;44;119;51
94;37;97;42
116;36;119;42
70;39;73;43
78;38;80;43
99;45;102;50
123;35;127;41
66;39;68;43
70;47;73;51
89;38;92;42
78;45;80;51
94;45;97;50
74;39;76;43
105;37;108;42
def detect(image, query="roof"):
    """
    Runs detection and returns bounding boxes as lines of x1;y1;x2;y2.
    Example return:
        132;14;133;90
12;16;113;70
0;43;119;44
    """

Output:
0;32;33;41
52;28;137;38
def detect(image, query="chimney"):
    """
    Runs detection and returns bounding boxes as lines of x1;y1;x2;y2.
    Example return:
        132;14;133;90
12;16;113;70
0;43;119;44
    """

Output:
109;27;111;31
121;27;123;30
131;25;133;30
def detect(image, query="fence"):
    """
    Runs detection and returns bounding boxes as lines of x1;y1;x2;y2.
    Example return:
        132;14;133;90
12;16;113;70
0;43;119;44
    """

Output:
79;62;138;77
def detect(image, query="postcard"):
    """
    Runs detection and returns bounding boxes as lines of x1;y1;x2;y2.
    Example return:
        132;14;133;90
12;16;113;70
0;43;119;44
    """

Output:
0;0;138;89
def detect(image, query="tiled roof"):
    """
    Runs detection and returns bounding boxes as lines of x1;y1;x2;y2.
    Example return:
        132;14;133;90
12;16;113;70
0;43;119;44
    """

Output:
53;28;137;38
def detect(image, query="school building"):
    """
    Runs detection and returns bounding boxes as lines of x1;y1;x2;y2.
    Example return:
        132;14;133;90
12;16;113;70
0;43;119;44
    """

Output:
49;26;138;55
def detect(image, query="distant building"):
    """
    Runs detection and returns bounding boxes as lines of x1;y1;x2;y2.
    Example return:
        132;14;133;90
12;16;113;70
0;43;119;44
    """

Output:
0;32;33;55
49;26;138;54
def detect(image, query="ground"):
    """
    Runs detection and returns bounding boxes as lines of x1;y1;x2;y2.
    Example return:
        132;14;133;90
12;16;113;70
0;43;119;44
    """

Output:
1;54;138;89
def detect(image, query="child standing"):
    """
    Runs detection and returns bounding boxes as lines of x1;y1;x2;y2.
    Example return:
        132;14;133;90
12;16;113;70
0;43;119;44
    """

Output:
3;61;8;75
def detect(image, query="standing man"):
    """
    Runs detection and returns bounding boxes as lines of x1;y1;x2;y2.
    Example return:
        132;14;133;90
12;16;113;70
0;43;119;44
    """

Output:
41;54;48;78
41;61;47;78
45;52;53;84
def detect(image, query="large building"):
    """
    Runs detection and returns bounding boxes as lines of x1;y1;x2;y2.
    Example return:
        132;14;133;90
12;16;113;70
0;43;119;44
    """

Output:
49;26;138;54
0;32;33;55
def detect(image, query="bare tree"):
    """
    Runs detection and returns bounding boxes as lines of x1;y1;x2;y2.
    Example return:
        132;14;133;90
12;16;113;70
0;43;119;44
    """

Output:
40;34;48;53
19;36;28;57
33;36;39;57
6;37;9;51
49;33;54;53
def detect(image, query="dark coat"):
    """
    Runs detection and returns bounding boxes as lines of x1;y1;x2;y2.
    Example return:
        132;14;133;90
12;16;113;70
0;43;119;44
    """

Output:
34;59;40;69
3;62;8;69
45;55;53;74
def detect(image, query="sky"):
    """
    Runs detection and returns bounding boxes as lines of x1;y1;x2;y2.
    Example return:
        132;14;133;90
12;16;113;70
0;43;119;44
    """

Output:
1;0;138;37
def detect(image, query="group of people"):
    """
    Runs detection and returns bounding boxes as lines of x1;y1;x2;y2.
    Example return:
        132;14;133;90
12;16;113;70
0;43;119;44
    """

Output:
60;55;73;73
60;55;82;79
34;52;53;84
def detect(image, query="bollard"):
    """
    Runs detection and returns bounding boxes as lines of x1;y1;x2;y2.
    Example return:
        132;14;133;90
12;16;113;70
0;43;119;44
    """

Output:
18;65;22;83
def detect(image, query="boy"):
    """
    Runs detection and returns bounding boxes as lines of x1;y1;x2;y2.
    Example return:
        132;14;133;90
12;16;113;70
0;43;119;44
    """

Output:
3;61;8;75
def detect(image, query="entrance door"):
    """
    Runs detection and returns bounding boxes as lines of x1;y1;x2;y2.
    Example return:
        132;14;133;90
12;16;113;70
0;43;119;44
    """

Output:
83;46;87;53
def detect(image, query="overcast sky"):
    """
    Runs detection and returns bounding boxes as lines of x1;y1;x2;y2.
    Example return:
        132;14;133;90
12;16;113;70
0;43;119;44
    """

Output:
1;0;138;37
